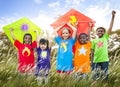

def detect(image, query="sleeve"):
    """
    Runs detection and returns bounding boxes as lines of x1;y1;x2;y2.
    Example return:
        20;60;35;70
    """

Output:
104;33;109;40
36;47;39;52
70;37;76;45
54;36;61;44
32;41;37;48
14;40;22;49
49;48;51;53
88;41;92;47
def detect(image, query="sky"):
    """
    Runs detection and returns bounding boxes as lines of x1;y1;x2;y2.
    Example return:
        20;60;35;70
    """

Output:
0;0;120;32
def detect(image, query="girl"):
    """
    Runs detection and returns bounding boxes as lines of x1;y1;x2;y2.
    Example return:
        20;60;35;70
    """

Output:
35;31;51;84
91;10;116;80
73;23;92;79
54;23;77;74
10;28;37;73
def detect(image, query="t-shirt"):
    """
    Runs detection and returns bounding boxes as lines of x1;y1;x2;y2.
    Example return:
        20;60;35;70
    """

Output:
35;48;51;76
92;33;109;63
36;48;51;69
55;36;75;71
73;40;91;73
14;40;37;73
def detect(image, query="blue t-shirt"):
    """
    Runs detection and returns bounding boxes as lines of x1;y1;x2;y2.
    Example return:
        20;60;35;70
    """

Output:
55;36;75;71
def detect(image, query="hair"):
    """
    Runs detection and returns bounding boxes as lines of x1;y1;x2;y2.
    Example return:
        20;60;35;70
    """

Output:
96;27;106;32
62;28;71;33
23;33;32;44
39;38;49;49
78;33;88;40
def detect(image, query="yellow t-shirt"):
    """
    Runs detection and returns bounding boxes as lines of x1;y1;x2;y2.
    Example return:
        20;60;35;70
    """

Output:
73;40;91;73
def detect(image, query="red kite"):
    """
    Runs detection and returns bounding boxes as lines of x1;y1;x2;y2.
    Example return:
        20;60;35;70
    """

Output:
51;9;95;36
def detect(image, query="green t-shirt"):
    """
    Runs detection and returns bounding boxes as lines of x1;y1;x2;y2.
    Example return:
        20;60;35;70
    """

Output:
92;33;109;63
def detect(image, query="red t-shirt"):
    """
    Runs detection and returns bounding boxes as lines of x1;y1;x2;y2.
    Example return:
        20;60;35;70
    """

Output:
14;40;37;73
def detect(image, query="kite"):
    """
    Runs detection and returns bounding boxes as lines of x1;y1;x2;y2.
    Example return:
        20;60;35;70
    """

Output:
51;9;95;36
3;17;41;44
57;23;73;37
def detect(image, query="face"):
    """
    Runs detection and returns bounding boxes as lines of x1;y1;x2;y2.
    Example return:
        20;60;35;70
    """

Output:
96;28;105;38
24;35;32;44
79;34;87;44
39;43;47;50
61;28;70;40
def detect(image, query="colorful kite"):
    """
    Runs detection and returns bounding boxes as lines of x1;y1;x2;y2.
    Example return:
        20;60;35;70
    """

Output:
3;17;41;44
51;9;95;36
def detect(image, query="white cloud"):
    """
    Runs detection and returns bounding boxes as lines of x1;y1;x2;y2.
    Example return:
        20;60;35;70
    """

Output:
85;2;120;31
0;14;55;34
31;13;55;34
65;0;84;5
0;17;21;31
48;1;60;8
86;6;109;28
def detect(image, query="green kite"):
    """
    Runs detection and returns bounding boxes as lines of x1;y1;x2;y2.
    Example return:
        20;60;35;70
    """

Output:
3;17;41;44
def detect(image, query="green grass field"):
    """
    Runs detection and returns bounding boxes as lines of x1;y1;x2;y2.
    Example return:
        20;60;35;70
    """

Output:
0;45;120;87
0;31;120;87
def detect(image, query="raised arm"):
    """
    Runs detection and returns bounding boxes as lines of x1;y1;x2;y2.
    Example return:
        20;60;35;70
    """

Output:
45;30;52;48
53;23;66;38
87;22;93;41
107;10;116;35
10;28;16;41
34;30;44;47
67;23;77;39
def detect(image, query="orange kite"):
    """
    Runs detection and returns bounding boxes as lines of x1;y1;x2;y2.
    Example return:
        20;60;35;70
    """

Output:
51;9;95;36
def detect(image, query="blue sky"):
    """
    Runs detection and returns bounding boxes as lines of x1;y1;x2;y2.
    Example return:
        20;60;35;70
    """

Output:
0;0;120;32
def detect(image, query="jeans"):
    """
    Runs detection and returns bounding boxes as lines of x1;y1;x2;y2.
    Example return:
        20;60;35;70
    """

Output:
92;62;109;80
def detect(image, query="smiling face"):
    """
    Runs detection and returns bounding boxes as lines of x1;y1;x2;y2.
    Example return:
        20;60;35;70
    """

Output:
39;38;48;50
61;28;70;40
23;34;32;44
39;43;47;50
78;33;88;44
96;27;105;38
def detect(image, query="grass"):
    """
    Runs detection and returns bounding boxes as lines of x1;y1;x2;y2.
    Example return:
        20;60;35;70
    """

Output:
0;46;120;87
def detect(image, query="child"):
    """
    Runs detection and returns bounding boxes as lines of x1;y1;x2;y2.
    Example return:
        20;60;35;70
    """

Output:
54;23;77;74
73;23;92;79
91;10;116;80
35;31;51;84
10;28;37;73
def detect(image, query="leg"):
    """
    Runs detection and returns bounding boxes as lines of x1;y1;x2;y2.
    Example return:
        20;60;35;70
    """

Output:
101;62;109;80
92;63;101;80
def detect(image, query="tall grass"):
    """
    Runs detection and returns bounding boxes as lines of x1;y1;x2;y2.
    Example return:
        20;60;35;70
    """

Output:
0;46;120;87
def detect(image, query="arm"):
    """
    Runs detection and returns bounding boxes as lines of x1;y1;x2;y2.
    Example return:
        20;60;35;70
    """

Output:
53;23;66;37
67;23;77;39
87;22;93;41
10;28;16;41
34;30;44;47
107;10;116;35
45;30;52;48
90;49;94;64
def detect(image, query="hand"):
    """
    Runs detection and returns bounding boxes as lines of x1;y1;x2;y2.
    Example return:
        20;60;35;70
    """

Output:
41;31;44;35
34;30;37;33
10;28;14;31
89;22;93;27
112;10;116;16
